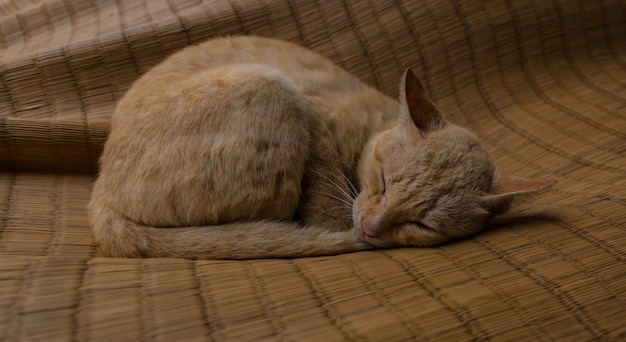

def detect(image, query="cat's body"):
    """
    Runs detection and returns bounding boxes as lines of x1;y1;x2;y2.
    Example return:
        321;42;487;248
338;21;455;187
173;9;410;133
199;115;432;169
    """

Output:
89;36;554;259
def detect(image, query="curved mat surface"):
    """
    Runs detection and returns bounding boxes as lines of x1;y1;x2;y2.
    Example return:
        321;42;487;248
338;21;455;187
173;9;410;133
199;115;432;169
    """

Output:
1;0;625;340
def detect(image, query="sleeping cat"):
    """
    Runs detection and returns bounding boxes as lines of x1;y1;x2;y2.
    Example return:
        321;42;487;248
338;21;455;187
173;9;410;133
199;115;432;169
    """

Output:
88;36;555;259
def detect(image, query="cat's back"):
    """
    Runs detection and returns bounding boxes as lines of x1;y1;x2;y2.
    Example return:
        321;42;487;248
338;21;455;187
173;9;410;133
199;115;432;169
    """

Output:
116;36;395;166
126;36;369;101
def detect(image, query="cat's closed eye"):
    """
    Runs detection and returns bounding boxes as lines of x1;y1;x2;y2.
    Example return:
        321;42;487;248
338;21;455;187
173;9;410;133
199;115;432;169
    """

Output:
380;170;387;195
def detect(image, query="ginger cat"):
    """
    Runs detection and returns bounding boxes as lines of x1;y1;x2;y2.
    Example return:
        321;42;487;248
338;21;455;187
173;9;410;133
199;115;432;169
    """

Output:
89;36;555;259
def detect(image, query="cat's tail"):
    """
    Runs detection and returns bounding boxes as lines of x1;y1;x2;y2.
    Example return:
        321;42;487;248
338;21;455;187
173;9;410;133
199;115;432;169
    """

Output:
90;206;373;259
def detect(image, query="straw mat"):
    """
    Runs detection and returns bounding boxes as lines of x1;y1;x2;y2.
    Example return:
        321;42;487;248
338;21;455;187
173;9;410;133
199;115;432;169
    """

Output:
1;0;625;340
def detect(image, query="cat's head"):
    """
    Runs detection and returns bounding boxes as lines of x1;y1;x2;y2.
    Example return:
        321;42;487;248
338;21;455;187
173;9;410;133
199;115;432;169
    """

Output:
353;69;555;247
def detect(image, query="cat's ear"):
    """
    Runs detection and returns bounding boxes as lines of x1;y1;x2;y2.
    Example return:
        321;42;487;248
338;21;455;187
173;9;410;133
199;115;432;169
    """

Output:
481;172;557;215
401;68;445;135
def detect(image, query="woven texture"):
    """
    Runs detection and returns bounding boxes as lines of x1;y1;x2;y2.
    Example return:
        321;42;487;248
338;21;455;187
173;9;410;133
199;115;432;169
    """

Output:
1;0;625;340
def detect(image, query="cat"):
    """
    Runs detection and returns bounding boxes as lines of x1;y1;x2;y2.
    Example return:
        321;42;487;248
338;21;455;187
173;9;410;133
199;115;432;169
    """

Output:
88;36;555;259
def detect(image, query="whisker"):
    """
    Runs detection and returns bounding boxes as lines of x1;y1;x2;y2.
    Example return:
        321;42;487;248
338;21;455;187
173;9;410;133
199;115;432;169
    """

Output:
343;173;359;198
325;205;352;212
306;187;352;207
308;190;353;207
308;170;352;200
309;168;354;203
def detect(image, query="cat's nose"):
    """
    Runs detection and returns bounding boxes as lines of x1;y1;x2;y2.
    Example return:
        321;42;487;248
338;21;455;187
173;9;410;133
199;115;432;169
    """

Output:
361;218;380;237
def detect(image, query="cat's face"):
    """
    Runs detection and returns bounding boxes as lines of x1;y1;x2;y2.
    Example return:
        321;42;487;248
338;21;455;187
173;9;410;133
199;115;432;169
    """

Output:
352;69;555;247
353;123;495;247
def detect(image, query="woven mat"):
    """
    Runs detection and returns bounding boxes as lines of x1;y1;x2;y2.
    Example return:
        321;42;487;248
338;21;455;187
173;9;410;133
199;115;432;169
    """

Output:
1;0;625;340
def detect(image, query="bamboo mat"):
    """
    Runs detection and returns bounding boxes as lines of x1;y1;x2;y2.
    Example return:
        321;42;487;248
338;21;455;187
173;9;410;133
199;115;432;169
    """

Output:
1;0;625;340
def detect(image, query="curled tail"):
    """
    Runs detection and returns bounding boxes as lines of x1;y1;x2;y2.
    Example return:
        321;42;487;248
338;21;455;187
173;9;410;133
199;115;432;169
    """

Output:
90;205;372;259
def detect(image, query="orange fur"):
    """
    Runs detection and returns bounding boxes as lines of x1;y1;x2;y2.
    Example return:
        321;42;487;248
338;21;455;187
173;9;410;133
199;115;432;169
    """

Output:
89;36;555;259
